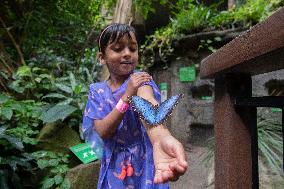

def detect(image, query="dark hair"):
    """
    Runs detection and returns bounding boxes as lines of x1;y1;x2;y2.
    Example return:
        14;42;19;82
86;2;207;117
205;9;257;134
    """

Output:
97;23;137;54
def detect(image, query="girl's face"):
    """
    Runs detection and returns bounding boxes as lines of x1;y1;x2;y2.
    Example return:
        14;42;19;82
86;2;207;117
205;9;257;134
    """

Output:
99;32;138;77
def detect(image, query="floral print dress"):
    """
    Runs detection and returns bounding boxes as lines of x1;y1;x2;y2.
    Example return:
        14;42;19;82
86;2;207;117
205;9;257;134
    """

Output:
82;76;169;189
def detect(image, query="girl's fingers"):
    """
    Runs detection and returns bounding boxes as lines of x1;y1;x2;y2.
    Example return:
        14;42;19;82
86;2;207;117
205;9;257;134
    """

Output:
137;78;151;86
133;72;151;78
170;143;188;168
130;73;151;84
154;170;163;184
169;162;187;174
162;170;174;181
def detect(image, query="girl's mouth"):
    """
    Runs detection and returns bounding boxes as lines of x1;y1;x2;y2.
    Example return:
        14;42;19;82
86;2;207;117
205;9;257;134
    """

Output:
121;61;133;65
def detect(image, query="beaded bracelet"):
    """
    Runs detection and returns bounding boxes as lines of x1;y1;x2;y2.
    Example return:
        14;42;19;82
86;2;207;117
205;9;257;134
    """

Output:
116;99;129;113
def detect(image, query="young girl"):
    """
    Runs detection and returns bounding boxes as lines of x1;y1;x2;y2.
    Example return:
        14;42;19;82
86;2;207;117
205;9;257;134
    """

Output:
82;23;187;189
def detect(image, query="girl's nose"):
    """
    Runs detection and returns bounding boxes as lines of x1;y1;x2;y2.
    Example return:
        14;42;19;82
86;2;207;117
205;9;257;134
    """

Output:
123;48;131;58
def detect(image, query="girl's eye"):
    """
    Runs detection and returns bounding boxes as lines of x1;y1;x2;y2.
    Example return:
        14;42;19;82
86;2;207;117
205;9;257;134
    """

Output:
129;47;137;52
113;47;123;52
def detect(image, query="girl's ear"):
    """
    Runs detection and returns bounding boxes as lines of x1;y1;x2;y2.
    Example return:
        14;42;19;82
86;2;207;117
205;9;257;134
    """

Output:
97;52;106;65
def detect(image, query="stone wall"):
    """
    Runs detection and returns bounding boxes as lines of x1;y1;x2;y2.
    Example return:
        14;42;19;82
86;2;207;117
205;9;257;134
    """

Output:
150;50;284;148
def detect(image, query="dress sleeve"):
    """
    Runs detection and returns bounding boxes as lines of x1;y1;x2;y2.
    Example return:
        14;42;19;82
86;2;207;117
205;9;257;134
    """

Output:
143;80;161;104
82;84;107;159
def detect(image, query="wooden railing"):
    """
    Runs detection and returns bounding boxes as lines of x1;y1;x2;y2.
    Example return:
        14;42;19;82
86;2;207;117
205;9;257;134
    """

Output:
200;7;284;189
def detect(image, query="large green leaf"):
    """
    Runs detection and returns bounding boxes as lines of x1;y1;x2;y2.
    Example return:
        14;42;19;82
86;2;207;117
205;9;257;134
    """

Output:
39;104;77;123
42;177;55;189
69;72;76;91
16;66;32;77
54;175;63;185
0;94;10;104
55;83;73;94
57;98;73;106
42;93;67;99
37;159;49;169
0;132;24;150
0;71;8;80
60;179;70;189
1;107;13;120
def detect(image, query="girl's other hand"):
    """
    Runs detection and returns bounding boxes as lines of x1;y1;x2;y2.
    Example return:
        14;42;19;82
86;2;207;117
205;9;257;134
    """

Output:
153;135;188;184
123;72;152;100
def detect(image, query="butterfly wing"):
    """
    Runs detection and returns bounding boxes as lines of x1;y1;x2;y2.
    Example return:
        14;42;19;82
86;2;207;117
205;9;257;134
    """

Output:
156;94;182;124
130;96;156;125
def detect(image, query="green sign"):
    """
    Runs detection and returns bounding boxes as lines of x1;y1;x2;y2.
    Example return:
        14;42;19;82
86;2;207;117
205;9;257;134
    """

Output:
201;96;212;100
160;83;168;90
179;66;196;82
271;108;282;113
70;143;98;164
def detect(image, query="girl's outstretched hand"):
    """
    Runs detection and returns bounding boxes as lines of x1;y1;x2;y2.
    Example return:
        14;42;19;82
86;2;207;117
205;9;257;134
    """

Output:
123;72;152;100
153;135;188;184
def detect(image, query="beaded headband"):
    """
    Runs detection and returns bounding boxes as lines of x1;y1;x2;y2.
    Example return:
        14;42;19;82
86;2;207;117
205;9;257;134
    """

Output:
98;24;114;52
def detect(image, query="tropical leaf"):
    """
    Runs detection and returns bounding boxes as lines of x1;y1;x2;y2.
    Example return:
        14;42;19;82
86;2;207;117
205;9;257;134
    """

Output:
56;98;73;106
42;93;67;99
39;104;77;123
60;179;71;189
42;177;55;189
0;134;24;151
37;159;49;169
55;83;72;94
54;175;63;185
0;71;8;80
69;72;76;91
16;66;32;77
0;127;24;150
1;107;13;120
0;94;10;104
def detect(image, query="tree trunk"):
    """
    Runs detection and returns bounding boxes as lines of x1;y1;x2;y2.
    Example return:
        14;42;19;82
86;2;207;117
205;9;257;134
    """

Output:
228;0;236;10
112;0;133;24
99;0;133;81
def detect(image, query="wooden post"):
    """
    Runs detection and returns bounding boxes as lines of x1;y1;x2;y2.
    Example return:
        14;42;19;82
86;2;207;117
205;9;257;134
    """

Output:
214;73;258;189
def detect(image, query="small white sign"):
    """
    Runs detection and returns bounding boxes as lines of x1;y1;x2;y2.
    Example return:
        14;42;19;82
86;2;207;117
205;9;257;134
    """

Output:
161;90;167;102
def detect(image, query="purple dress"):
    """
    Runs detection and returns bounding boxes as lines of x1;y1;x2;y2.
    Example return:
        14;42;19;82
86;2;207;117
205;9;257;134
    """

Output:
82;76;169;189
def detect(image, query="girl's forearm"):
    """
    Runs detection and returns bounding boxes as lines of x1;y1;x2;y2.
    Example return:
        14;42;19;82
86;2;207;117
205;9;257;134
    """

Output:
143;121;172;144
94;109;124;140
94;93;130;140
137;85;172;144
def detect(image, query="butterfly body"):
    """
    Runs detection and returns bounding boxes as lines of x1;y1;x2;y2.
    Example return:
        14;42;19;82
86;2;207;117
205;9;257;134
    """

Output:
130;94;182;126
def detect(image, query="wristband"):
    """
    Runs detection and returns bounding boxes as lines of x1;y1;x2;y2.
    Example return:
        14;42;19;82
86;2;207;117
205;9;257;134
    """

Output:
116;99;129;113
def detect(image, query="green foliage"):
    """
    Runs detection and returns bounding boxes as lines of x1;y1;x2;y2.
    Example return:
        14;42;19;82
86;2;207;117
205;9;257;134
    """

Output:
32;151;70;189
22;0;106;59
258;117;283;172
133;0;167;19
202;116;283;175
198;37;222;53
211;0;284;28
140;0;284;68
0;152;34;189
140;27;175;69
0;95;42;188
6;46;100;124
1;0;106;188
0;91;73;188
172;1;214;34
0;95;43;146
38;48;100;124
40;105;77;123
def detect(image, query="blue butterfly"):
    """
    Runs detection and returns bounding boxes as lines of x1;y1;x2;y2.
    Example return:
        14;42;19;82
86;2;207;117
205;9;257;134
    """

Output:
130;94;182;126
